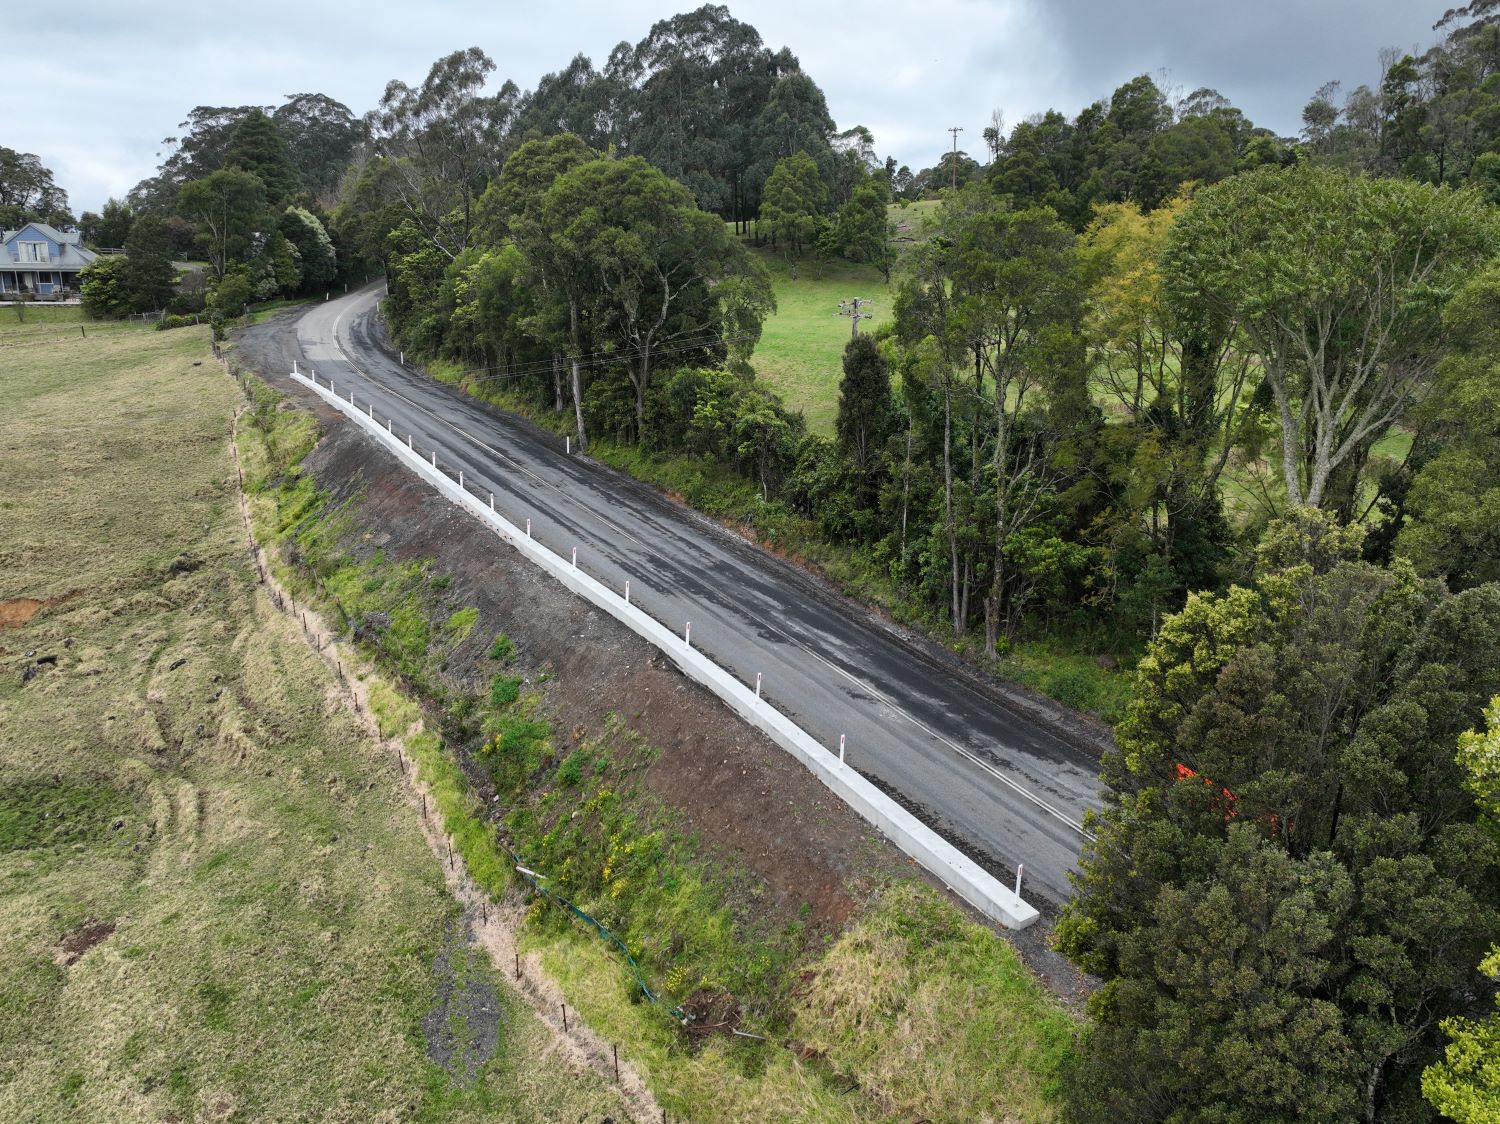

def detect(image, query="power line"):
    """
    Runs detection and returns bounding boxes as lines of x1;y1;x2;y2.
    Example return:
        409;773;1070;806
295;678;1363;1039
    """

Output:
449;329;764;388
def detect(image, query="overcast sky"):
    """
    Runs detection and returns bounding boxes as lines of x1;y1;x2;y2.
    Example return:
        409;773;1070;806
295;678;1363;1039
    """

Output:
19;1;1445;215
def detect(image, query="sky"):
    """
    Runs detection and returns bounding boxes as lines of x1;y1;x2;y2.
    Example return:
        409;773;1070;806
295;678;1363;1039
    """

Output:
17;0;1447;215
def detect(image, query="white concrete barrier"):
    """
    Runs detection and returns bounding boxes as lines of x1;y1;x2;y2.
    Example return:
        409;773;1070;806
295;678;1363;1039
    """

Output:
291;370;1040;929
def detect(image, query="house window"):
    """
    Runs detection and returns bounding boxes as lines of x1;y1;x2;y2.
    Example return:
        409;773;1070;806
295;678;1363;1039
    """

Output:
19;242;49;263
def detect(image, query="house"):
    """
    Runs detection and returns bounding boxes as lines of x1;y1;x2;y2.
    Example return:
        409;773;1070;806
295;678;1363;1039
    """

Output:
1;222;97;298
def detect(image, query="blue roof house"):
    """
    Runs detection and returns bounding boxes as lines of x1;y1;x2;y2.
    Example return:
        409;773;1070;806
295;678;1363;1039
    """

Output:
1;223;97;298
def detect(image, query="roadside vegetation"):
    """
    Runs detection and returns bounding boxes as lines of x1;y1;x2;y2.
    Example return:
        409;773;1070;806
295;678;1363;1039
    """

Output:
0;325;630;1120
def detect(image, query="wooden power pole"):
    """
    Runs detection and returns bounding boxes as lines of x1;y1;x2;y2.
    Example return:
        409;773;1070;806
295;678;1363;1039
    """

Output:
838;298;874;339
948;126;964;192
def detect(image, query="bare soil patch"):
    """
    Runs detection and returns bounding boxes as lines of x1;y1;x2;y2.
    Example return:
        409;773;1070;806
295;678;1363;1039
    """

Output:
57;918;115;966
0;592;75;630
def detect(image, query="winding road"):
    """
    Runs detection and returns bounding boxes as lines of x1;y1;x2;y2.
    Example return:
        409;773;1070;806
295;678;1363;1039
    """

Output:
245;284;1104;909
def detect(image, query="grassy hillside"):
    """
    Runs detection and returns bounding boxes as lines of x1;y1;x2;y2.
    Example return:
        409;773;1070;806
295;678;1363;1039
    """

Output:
746;202;940;435
0;326;627;1120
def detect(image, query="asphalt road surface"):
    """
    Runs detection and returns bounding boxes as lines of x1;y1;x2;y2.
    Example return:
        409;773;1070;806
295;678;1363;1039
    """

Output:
247;285;1104;909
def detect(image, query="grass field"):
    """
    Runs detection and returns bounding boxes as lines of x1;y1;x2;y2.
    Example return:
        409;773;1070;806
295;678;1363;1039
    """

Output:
0;327;628;1120
746;250;891;434
744;201;943;435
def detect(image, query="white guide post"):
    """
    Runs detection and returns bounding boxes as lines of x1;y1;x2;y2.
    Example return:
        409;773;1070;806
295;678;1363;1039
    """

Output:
755;673;762;699
839;734;846;765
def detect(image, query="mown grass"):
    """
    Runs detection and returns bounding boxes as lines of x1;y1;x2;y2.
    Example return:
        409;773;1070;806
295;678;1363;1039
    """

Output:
0;327;628;1121
0;303;89;326
744;246;892;435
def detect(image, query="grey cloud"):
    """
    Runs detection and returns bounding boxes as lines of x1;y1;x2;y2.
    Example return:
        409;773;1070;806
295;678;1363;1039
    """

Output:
14;0;1450;213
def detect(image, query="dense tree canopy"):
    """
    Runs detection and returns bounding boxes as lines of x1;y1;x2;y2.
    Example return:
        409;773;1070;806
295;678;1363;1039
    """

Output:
1060;512;1500;1121
0;147;73;227
1162;165;1500;516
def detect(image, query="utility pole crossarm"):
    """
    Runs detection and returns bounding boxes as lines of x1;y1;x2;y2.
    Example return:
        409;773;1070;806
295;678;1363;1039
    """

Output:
838;297;875;339
948;125;964;192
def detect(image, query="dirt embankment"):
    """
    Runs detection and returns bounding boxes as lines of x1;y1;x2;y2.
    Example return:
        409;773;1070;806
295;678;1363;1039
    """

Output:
298;420;902;940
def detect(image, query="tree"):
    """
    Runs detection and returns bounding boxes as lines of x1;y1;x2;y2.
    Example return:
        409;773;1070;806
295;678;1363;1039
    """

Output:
541;156;774;437
79;257;133;319
279;206;337;294
368;47;519;259
178;168;268;280
1162;165;1500;516
484;134;597;430
1395;262;1500;589
1081;194;1250;606
758;151;825;256
619;5;796;221
836;335;895;514
122;215;178;312
1422;701;1500;1120
225;109;301;204
514;53;626;152
748;70;837;211
948;199;1086;652
834;179;892;279
272;93;364;200
79;198;134;249
0;147;72;227
1059;512;1500;1121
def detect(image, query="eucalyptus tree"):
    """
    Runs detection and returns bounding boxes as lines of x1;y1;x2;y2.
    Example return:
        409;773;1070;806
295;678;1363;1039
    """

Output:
225;109;301;204
1162;164;1500;518
177;168;267;280
272;93;364;201
945;198;1086;652
368;47;519;259
541;156;773;438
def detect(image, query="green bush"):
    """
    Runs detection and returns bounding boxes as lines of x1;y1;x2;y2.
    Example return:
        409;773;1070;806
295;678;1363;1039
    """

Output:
156;313;203;331
487;633;516;663
489;674;521;708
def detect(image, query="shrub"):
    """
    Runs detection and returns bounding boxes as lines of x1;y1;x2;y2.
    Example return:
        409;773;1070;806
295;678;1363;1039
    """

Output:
489;674;521;709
